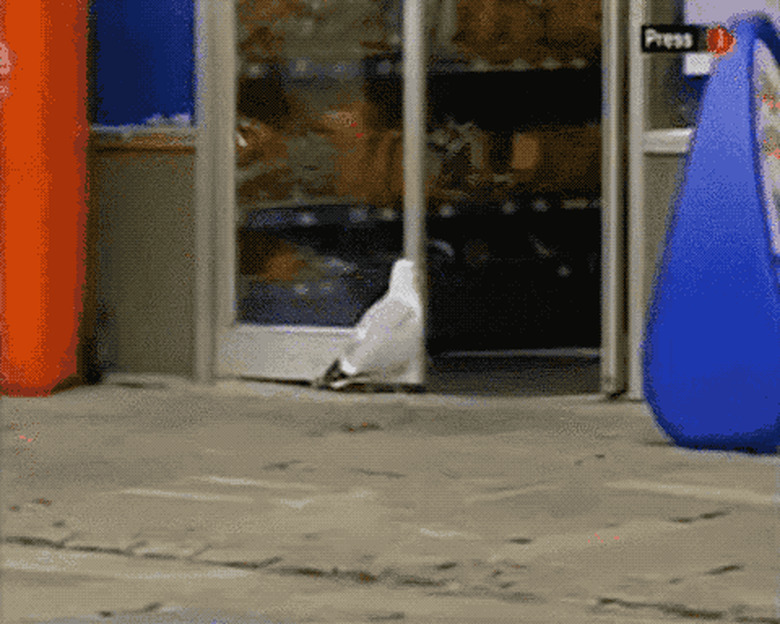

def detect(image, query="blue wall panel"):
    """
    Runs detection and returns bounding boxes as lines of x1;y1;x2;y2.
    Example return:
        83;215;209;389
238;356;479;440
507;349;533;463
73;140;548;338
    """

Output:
90;0;195;126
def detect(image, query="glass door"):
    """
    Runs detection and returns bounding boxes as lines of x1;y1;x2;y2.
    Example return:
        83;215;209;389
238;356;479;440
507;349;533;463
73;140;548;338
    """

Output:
216;0;428;383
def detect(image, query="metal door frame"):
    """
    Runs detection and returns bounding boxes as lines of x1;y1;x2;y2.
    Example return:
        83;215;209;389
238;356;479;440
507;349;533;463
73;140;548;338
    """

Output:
601;0;630;396
193;0;428;385
627;0;648;401
193;0;231;384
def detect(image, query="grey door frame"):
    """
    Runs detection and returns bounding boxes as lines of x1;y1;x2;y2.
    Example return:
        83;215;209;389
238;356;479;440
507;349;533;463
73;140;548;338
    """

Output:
193;0;236;385
193;0;428;385
601;0;629;396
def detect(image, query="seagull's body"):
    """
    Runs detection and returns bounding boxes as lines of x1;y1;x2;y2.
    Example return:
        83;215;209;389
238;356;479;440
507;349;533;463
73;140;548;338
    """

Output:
315;258;423;389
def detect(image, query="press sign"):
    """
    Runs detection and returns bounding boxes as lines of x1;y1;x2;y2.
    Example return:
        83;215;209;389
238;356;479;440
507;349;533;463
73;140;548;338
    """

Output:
642;25;698;52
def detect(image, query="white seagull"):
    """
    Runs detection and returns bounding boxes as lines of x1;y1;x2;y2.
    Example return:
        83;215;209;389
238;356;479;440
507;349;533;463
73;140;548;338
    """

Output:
315;258;424;389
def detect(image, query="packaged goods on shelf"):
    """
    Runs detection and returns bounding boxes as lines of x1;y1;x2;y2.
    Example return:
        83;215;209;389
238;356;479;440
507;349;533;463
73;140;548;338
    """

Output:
329;133;377;202
237;0;306;60
236;115;339;199
543;0;601;61
279;0;392;60
453;0;545;65
237;0;387;62
373;129;402;204
239;230;289;280
320;99;380;135
511;132;541;171
240;231;355;284
365;0;446;50
336;129;409;204
321;100;384;202
277;92;325;135
239;26;283;61
238;168;295;202
237;227;375;327
237;0;307;28
290;1;375;58
236;118;289;168
259;243;307;283
235;99;409;204
234;119;296;200
429;119;493;192
510;132;542;187
468;129;491;172
510;128;544;183
510;124;600;193
286;132;338;196
544;124;600;192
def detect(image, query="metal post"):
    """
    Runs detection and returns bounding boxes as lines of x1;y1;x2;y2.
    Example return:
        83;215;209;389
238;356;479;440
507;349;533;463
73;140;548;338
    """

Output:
193;0;213;385
403;0;428;386
194;0;237;385
627;0;648;400
600;0;628;396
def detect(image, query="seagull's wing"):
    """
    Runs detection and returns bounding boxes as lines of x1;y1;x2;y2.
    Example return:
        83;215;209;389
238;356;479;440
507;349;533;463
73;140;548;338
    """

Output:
341;296;420;376
313;259;423;388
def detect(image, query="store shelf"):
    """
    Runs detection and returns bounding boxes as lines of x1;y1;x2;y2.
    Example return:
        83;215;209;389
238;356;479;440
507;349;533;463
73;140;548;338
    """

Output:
432;54;598;74
240;53;601;80
240;193;600;230
368;52;600;76
242;202;395;230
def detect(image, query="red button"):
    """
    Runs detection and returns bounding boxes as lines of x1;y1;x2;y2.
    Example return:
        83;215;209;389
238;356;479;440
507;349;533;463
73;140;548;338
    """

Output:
707;26;735;56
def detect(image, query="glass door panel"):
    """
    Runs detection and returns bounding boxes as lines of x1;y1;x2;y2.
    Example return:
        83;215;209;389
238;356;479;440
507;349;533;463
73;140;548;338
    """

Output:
236;0;404;320
222;0;418;381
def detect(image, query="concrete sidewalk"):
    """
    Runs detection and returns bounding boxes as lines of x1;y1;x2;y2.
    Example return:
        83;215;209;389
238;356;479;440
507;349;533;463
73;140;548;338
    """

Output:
1;375;778;624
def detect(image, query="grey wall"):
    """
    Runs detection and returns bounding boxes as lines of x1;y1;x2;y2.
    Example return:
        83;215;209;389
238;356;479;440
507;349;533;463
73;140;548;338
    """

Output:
641;152;689;317
90;144;196;377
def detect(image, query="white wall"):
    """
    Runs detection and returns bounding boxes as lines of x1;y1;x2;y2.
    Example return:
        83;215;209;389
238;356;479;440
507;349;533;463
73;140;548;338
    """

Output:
685;0;780;29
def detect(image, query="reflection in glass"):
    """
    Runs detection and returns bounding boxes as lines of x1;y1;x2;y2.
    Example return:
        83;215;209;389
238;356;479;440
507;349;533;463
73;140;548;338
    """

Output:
234;1;406;327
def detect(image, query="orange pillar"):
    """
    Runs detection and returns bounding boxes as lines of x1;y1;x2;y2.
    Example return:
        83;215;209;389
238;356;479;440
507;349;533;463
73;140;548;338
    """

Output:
0;1;89;396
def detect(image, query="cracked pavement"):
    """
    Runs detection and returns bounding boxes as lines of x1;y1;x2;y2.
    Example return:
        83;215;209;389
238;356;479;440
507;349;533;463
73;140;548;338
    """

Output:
1;376;778;623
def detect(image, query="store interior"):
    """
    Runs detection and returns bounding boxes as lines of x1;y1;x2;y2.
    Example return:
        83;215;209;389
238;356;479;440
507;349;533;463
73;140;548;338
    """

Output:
232;0;603;395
